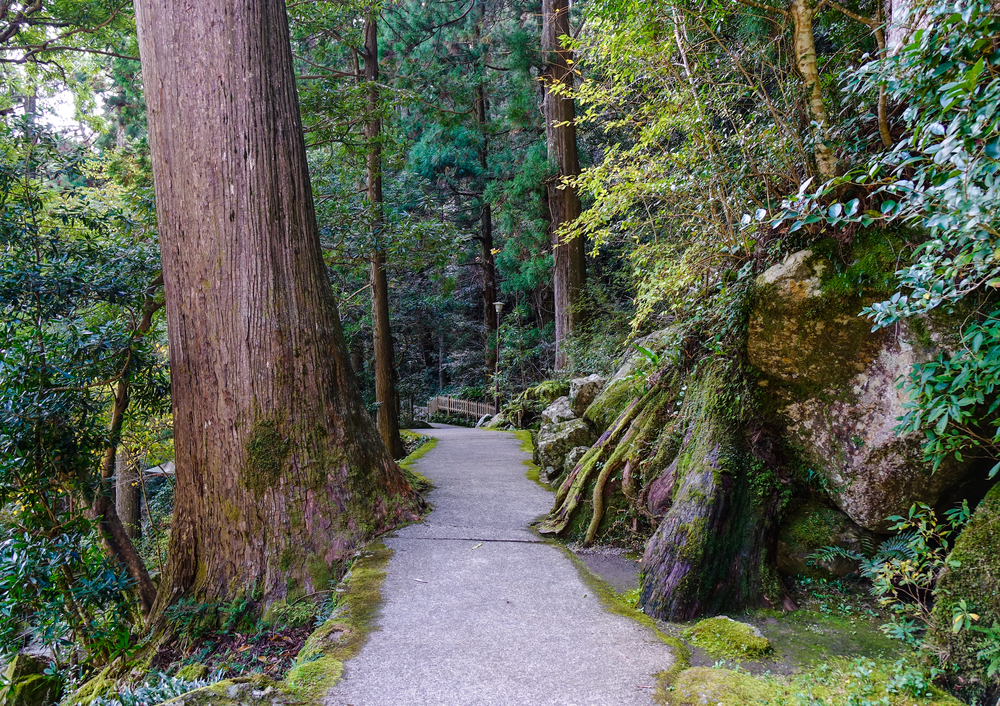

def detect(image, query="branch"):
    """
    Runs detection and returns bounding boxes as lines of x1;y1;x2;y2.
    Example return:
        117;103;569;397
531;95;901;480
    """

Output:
821;0;877;27
735;0;789;18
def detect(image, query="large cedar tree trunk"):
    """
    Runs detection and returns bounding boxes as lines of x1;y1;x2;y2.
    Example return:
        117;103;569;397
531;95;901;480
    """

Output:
134;0;420;614
365;12;405;459
541;0;585;370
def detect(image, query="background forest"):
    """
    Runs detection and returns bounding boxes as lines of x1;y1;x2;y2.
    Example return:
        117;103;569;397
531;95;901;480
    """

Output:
2;0;1000;703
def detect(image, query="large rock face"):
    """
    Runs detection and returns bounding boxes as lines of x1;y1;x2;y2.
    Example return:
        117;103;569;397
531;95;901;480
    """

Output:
749;249;972;531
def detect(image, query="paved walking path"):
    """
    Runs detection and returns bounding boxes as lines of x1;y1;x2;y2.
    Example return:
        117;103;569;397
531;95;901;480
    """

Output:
325;424;675;706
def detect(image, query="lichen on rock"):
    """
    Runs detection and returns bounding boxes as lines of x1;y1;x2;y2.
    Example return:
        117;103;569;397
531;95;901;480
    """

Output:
535;419;593;477
749;248;977;531
568;374;605;417
540;396;576;426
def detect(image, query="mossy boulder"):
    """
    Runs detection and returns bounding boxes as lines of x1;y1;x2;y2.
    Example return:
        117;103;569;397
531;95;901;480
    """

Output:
661;667;777;705
568;374;605;417
539;396;575;426
175;664;210;681
1;655;61;706
929;482;1000;698
683;616;772;660
777;498;874;578
749;249;975;531
536;419;593;477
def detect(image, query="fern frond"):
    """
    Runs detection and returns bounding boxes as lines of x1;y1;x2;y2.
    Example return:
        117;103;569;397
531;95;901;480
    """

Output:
807;545;864;566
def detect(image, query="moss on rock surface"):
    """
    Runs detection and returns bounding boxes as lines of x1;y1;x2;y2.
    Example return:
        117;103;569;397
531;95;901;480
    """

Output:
748;249;977;532
776;499;873;579
658;667;776;705
683;617;772;660
174;664;210;681
929;481;1000;698
0;656;62;706
658;663;963;706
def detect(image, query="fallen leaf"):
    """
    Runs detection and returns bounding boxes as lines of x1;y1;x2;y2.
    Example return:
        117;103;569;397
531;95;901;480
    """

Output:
471;542;483;550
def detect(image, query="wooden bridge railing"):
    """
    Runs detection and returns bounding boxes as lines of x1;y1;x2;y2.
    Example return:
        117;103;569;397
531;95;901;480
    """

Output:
426;395;495;420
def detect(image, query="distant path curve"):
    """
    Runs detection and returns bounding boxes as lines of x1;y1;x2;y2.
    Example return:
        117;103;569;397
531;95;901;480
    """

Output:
324;424;675;706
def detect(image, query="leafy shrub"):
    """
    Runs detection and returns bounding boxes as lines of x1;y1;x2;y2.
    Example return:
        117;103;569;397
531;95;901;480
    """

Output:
809;502;970;644
91;671;222;706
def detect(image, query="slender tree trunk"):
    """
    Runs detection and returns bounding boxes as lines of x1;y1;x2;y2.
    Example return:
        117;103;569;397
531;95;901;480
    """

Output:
542;0;585;370
91;281;163;615
438;329;446;391
134;0;420;615
474;84;498;379
790;0;838;179
365;11;405;459
115;447;142;542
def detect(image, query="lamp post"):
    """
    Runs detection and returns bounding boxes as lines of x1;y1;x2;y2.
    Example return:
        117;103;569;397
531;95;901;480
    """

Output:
493;301;503;412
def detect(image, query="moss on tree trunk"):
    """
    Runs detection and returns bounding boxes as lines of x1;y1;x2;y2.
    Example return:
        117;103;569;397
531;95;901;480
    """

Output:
539;357;790;621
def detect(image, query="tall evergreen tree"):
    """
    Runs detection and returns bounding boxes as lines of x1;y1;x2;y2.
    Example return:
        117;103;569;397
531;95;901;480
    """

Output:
134;0;420;612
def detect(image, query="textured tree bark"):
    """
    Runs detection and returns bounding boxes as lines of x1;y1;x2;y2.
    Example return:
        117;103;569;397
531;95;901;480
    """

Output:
134;0;420;615
541;0;585;370
790;0;838;179
365;12;405;460
115;447;142;541
539;358;792;620
474;83;498;380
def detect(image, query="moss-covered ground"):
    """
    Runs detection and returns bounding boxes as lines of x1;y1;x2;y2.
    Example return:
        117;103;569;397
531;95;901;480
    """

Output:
399;431;436;494
513;429;549;490
648;576;966;705
143;542;393;706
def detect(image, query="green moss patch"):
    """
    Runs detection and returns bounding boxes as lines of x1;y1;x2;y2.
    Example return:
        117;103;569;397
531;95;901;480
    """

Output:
283;542;393;702
513;430;548;489
242;418;291;499
175;663;210;681
657;659;963;706
398;433;436;494
683;617;772;660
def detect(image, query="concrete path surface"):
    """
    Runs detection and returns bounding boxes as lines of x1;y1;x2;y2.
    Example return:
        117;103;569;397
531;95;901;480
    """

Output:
325;424;675;706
